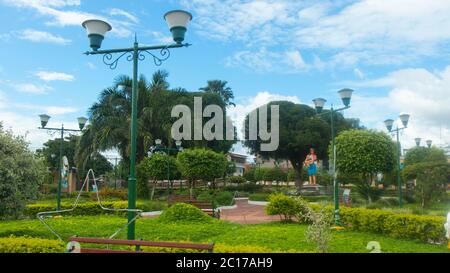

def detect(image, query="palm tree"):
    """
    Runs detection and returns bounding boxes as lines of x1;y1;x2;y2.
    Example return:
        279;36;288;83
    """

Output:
76;70;172;171
200;80;235;106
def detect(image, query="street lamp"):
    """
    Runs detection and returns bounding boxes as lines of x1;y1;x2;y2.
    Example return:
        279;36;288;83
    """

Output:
415;138;422;147
313;88;354;226
384;113;410;207
426;139;432;148
150;139;183;194
38;114;87;211
82;10;192;240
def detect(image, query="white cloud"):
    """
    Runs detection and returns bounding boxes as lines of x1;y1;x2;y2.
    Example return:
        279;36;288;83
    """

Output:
180;0;450;68
353;68;365;79
11;83;52;94
225;48;310;73
344;66;450;149
2;0;135;38
35;70;74;81
228;91;300;139
18;29;71;44
109;8;138;24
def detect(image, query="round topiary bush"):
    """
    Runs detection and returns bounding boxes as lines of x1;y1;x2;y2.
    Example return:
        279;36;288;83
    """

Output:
158;203;213;223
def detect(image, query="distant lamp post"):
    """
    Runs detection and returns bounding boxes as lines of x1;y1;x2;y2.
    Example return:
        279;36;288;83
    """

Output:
426;139;432;148
384;113;410;207
415;138;422;147
150;139;183;195
82;10;192;240
313;88;354;226
38;114;87;211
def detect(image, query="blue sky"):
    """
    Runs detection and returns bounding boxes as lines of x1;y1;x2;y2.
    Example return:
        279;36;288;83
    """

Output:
0;0;449;156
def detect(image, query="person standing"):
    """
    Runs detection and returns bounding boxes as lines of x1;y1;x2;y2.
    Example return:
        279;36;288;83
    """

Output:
304;148;318;185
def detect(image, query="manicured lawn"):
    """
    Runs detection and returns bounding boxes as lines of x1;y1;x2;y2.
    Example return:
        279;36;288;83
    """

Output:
0;216;448;253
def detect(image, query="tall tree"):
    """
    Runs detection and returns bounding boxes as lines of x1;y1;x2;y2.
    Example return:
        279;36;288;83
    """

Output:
200;80;235;106
243;101;331;189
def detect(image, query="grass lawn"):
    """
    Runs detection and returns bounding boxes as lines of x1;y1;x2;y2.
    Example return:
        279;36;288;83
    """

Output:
0;215;448;253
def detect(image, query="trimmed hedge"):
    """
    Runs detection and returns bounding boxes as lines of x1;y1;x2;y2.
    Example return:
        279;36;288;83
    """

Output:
0;236;64;253
24;201;145;217
158;203;213;223
310;204;446;242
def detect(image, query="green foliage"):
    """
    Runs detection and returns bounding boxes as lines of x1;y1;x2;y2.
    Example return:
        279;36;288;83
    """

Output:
177;148;228;182
265;193;297;221
223;182;262;193
305;208;333;253
243;167;257;182
227;176;246;184
90;186;128;201
403;161;450;208
35;135;78;170
196;190;234;207
158;203;213;223
77;72;235;169
333;129;395;176
0;126;47;219
0;236;64;253
309;204;446;242
354;182;383;203
404;146;448;166
0;216;447;253
263;167;287;182
249;193;270;201
24;201;145;217
137;154;180;198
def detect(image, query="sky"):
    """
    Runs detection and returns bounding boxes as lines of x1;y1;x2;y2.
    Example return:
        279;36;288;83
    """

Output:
0;0;449;159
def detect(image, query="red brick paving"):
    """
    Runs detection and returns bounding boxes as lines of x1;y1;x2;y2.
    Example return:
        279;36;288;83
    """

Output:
220;199;280;224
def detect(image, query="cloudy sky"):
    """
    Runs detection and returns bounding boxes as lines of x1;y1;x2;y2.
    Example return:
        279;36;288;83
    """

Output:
0;0;449;157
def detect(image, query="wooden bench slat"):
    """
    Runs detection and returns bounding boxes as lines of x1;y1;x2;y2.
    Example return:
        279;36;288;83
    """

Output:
70;237;214;250
80;248;155;254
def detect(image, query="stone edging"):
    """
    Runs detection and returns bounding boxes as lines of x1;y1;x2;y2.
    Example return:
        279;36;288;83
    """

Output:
247;200;269;206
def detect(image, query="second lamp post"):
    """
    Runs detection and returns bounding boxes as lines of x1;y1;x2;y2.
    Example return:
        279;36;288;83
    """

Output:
384;113;410;207
38;114;87;211
313;88;354;226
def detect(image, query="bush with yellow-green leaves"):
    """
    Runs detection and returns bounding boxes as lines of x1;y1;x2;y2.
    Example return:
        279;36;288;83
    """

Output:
0;236;64;253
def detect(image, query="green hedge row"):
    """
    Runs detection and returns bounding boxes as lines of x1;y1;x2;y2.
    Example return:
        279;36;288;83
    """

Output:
310;204;446;242
24;201;145;217
0;236;64;253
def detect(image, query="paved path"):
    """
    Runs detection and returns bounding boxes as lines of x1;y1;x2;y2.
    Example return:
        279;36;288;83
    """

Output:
220;199;279;224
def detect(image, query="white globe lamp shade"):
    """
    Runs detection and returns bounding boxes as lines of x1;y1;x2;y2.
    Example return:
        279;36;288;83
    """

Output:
164;10;192;44
82;19;112;51
312;98;327;113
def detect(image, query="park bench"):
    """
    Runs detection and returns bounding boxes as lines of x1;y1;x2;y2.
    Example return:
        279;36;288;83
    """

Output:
68;236;214;253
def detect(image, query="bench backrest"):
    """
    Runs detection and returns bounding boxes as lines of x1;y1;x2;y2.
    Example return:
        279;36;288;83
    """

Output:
70;236;214;252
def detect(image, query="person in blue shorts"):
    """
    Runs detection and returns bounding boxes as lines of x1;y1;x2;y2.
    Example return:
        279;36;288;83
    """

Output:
304;148;318;185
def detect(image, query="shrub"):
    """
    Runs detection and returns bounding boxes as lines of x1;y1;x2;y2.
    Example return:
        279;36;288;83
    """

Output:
305;208;333;253
355;182;383;203
196;191;234;207
249;193;270;202
227;176;246;184
308;204;446;242
24;201;145;217
158;203;213;223
90;186;128;201
223;182;262;193
265;193;297;222
0;236;64;253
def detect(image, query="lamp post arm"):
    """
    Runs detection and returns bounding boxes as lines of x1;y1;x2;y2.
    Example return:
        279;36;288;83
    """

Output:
83;43;191;55
38;127;81;132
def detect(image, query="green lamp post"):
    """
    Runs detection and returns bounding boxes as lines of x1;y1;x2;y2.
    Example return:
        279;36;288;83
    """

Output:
38;115;88;211
151;139;183;194
384;113;410;207
313;88;354;226
82;10;192;240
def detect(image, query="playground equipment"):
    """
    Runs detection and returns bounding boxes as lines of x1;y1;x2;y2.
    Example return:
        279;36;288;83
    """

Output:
37;169;142;242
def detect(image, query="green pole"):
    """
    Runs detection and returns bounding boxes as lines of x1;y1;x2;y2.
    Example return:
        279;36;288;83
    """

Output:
331;108;340;226
396;129;403;207
127;39;139;240
57;125;64;211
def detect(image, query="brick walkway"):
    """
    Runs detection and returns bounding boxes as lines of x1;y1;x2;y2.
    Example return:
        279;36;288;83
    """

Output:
220;199;280;224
